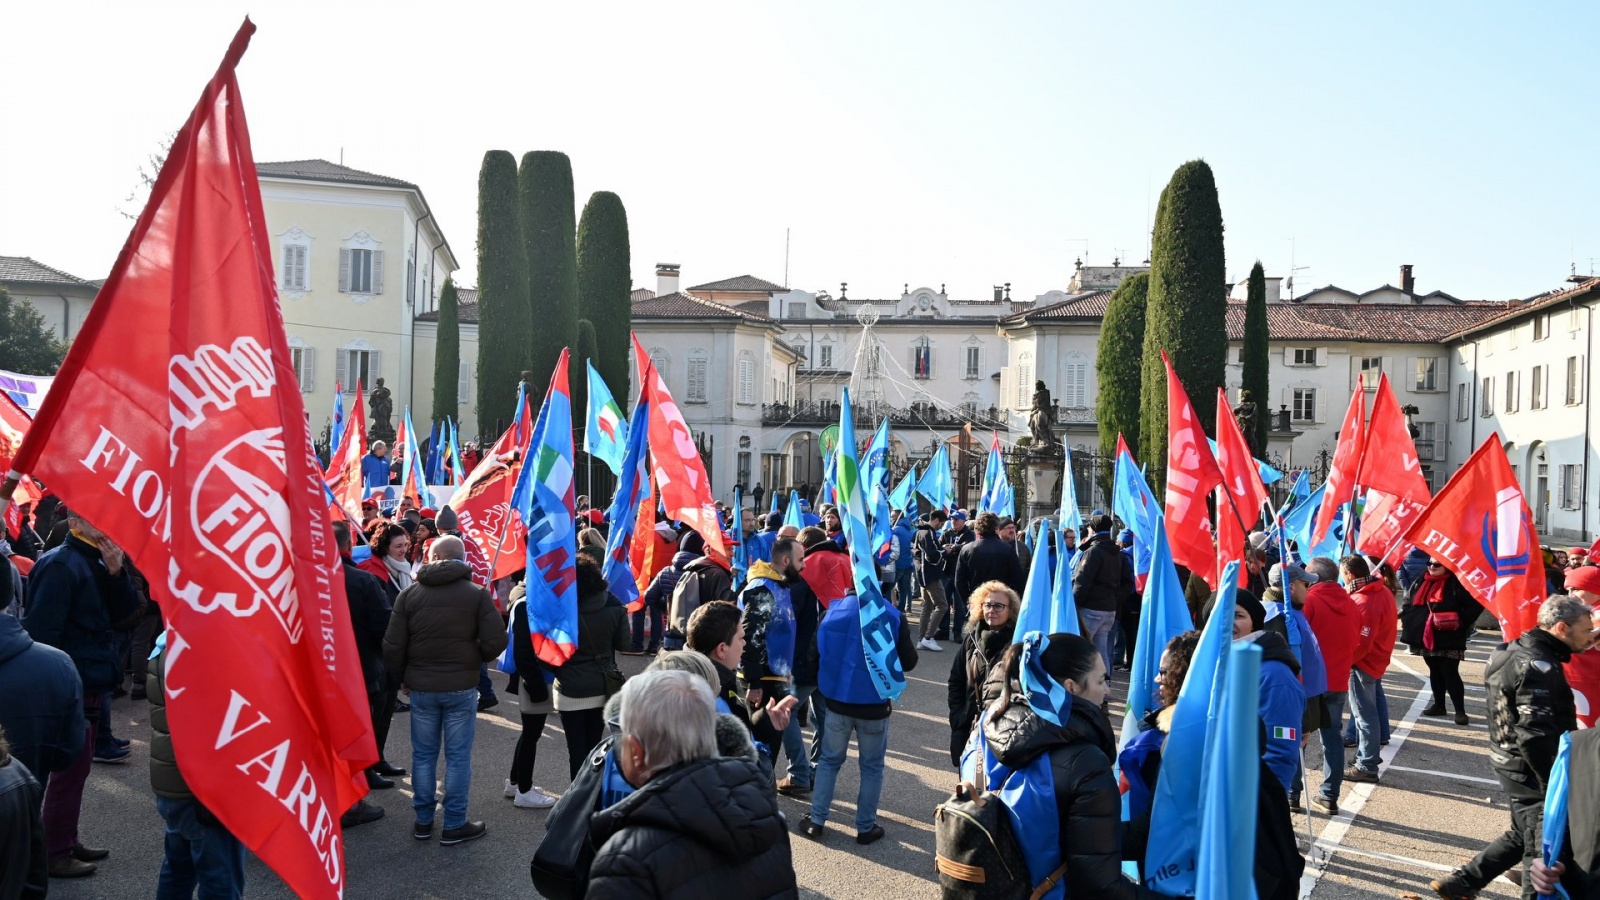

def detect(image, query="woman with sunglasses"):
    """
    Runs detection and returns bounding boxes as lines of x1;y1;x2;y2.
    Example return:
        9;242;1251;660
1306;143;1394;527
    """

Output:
945;581;1019;767
1399;559;1483;724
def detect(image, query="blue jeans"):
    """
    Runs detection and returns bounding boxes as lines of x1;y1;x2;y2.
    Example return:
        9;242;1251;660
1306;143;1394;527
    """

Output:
630;604;665;652
1080;609;1117;678
1347;671;1383;773
892;568;913;613
809;711;889;833
1344;679;1391;743
781;684;818;786
155;796;245;900
1318;691;1348;802
409;688;479;829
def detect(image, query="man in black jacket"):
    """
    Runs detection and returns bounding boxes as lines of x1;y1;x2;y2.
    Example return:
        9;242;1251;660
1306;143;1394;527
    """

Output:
936;512;975;642
1071;514;1133;679
333;521;404;795
1434;594;1593;900
953;512;1027;618
913;510;950;651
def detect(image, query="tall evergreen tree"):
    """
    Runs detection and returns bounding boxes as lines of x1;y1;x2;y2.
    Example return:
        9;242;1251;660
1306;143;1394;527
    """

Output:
0;287;68;375
1095;272;1148;486
431;277;461;425
577;191;633;404
520;151;579;395
1139;159;1227;489
573;319;597;439
1242;261;1271;452
475;150;529;433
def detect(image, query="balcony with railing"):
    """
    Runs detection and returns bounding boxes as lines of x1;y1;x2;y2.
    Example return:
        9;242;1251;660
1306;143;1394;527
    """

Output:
762;400;1009;430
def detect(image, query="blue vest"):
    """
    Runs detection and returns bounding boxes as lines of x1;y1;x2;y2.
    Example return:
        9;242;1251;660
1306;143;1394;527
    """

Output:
816;595;901;705
743;577;796;679
960;714;1064;899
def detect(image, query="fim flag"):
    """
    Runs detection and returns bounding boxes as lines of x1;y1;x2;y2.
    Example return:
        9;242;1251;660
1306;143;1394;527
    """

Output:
1;20;373;898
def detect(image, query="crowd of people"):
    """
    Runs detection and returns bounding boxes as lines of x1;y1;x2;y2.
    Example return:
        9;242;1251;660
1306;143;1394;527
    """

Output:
1;479;1598;899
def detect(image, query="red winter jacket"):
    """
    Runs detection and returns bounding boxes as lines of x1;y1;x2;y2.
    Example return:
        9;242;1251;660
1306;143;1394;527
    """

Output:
1303;581;1362;689
800;541;853;609
1348;579;1398;680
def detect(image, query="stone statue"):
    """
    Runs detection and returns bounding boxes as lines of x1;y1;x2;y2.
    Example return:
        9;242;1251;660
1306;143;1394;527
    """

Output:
1233;389;1259;457
368;378;396;444
1028;380;1058;451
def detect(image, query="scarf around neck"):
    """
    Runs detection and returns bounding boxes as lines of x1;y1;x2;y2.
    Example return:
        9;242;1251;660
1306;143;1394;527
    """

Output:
384;554;414;591
1411;570;1446;607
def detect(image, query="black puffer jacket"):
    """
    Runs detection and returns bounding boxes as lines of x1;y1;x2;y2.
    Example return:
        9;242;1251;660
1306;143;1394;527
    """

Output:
1071;532;1133;614
554;564;630;701
586;756;798;900
946;619;1014;765
1486;627;1576;800
952;535;1027;608
978;667;1162;900
1398;575;1483;654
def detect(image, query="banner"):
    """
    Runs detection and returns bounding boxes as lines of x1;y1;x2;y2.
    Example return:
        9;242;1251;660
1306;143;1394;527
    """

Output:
6;21;371;898
0;369;53;417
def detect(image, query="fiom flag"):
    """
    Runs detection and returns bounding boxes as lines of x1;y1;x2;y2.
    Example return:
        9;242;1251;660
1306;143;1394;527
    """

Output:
1120;515;1193;749
1313;378;1368;547
602;396;652;612
834;389;906;701
1014;518;1056;638
1161;352;1222;586
3;21;372;898
977;434;1014;518
512;350;579;665
584;359;629;476
0;392;41;539
1195;641;1262;900
633;334;727;565
1403;435;1543;639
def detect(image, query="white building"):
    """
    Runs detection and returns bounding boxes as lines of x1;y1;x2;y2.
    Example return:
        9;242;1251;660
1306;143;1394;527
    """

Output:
1;256;100;342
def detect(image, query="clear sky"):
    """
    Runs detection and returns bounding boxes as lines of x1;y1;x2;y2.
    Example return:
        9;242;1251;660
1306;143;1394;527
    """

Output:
3;1;1596;303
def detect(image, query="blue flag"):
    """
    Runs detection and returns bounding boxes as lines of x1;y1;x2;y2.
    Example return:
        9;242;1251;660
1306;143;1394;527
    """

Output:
770;488;780;514
732;486;748;591
1058;444;1083;537
918;442;954;511
1145;560;1241;897
783;490;803;531
1206;437;1282;486
510;352;579;664
865;419;893;561
889;465;918;513
331;383;345;455
1285;482;1349;560
1014;519;1056;638
835;389;906;701
1120;515;1193;748
1051;526;1080;636
1112;445;1160;585
602;397;652;609
1196;641;1262;900
583;360;629;475
977;436;1014;518
1543;732;1573;899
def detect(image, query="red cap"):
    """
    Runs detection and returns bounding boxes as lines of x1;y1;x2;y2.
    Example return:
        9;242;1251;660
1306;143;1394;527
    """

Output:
587;508;603;525
1569;547;1588;558
361;498;379;509
420;508;437;519
1564;565;1600;594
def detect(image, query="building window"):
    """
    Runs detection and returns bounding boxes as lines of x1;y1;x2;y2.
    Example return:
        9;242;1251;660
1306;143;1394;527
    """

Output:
819;344;833;369
912;338;932;380
1480;377;1493;417
1573;309;1585;332
687;355;709;403
1062;362;1088;408
964;346;980;380
289;344;315;393
1504;371;1519;413
1015;352;1033;408
281;244;309;291
457;360;471;407
1292;348;1316;366
1359;356;1382;387
1414;421;1437;461
1534;313;1550;341
339;248;383;294
738;354;756;405
1561;464;1584;510
1413;357;1441;392
787;302;806;320
1455;383;1469;421
337;347;378;393
1532;364;1548;409
1568;356;1586;405
648;350;670;391
1291;388;1316;422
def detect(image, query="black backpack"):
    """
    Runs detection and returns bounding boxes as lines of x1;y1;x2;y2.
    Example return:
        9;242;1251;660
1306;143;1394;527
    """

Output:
934;780;1067;900
530;735;612;899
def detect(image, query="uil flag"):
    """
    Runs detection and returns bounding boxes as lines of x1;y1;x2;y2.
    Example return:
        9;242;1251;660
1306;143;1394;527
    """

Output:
1403;436;1543;639
1058;441;1083;537
1314;378;1368;547
1356;374;1432;561
1121;515;1193;748
584;359;629;476
446;418;466;485
2;21;372;899
888;465;918;513
325;378;368;523
1050;523;1080;637
1196;642;1263;900
834;389;907;701
918;441;954;511
512;350;580;665
1542;732;1573;887
1162;352;1222;586
977;434;1015;518
1111;434;1159;589
633;334;728;565
783;490;804;531
1013;518;1056;639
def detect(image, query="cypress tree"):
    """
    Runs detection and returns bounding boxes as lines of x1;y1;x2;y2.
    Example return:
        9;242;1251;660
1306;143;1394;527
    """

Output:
432;277;461;426
475;150;529;434
1242;260;1271;452
577;191;633;404
573;319;597;437
520;151;579;396
1139;159;1227;489
1095;272;1148;488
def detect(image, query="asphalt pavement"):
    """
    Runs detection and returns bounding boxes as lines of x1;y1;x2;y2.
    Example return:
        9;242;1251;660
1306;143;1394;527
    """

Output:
48;625;1525;899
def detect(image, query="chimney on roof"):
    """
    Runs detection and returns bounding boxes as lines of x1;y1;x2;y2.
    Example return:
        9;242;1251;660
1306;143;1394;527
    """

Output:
993;285;1003;302
1004;283;1011;301
656;263;680;297
840;282;848;301
1400;264;1415;295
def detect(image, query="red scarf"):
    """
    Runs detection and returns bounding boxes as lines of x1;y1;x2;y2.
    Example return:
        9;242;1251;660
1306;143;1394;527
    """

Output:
1411;570;1446;607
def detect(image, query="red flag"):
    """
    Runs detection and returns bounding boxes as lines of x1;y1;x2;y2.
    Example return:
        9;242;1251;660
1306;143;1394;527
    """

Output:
633;334;728;565
1214;387;1267;586
448;419;529;582
1161;352;1221;586
1116;433;1135;463
1313;377;1368;546
1403;437;1543;640
7;22;371;898
1355;374;1432;562
325;379;367;524
0;393;41;538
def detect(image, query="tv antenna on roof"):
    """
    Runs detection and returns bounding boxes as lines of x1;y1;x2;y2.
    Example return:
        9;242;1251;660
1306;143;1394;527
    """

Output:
1286;237;1310;301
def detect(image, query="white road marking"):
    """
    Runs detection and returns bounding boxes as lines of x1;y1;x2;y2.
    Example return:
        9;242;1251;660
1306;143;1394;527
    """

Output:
1313;844;1516;886
1384;764;1500;786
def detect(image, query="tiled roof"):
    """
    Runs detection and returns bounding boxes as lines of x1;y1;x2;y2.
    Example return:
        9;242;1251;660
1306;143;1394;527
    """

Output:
733;299;770;316
0;256;98;288
1005;290;1509;343
416;287;478;323
256;159;416;189
688;275;786;293
632;291;773;323
1444;277;1600;340
630;288;656;302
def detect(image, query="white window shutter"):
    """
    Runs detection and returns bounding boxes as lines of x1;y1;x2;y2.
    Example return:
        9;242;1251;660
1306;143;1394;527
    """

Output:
335;349;348;392
338;249;351;292
1280;387;1290;410
1383;356;1395;379
458;360;470;405
1349;359;1360;392
372;250;385;294
1314;394;1327;423
1315;347;1329;367
370;350;382;384
1283;347;1293;365
302;347;316;393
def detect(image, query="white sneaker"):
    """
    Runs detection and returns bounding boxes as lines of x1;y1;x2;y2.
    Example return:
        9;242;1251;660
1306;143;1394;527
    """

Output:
921;638;943;651
514;787;557;809
503;778;516;799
